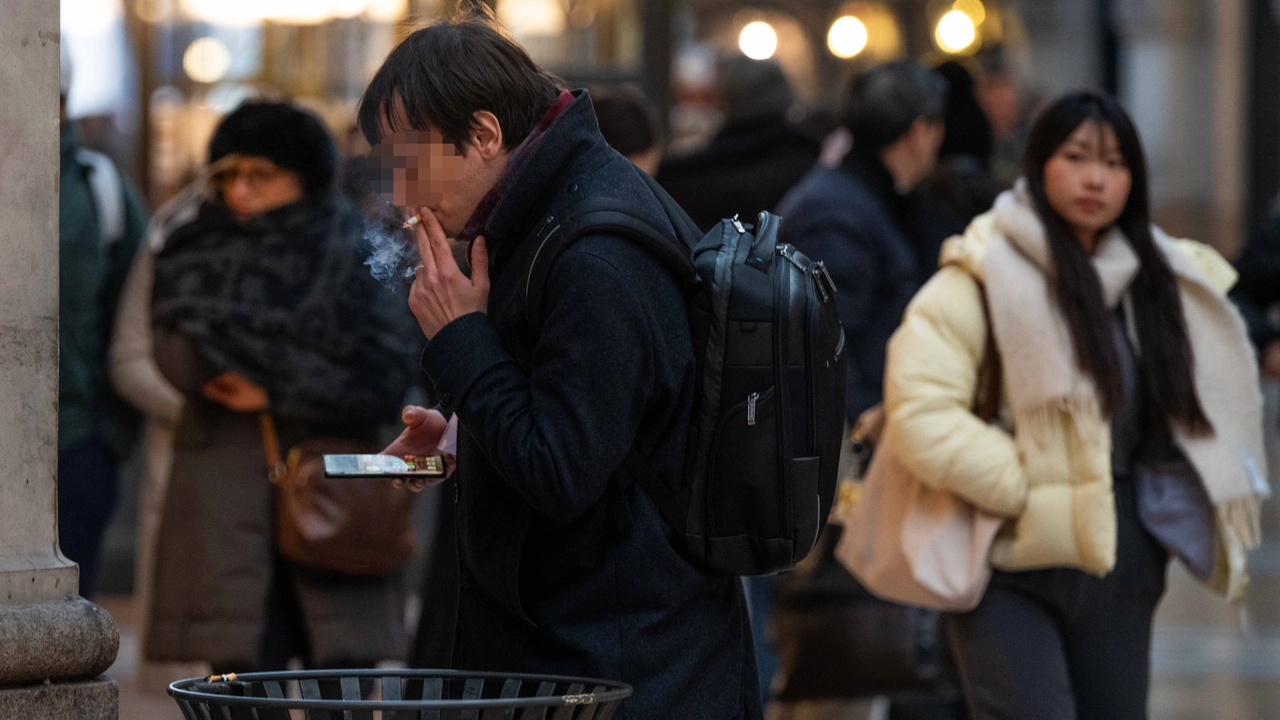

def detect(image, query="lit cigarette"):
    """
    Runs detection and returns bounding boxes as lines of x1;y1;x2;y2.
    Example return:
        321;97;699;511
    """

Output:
402;215;421;229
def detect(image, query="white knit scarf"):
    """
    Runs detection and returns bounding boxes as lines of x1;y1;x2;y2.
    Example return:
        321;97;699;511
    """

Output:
985;183;1268;559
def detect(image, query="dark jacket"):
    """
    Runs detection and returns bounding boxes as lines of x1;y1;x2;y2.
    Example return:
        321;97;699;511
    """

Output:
777;154;962;422
657;114;819;232
420;91;761;720
1232;211;1280;349
59;126;148;456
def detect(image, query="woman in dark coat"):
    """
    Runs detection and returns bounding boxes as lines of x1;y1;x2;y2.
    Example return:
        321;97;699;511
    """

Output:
123;102;417;671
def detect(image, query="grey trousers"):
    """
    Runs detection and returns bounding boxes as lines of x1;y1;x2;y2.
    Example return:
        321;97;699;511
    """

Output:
947;479;1169;720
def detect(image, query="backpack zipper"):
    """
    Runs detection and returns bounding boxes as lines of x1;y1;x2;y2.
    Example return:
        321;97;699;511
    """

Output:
747;392;759;426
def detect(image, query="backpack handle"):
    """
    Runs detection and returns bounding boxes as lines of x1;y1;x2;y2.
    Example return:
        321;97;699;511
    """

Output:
744;211;778;272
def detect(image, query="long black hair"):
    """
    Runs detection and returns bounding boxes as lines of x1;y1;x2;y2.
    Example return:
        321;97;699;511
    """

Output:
1022;91;1212;435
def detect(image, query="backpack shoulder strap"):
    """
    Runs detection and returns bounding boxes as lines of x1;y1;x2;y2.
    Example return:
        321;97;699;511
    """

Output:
975;282;1003;423
517;177;706;536
520;196;696;326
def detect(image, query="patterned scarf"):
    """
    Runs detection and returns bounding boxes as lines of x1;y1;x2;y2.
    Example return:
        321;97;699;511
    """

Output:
151;195;417;426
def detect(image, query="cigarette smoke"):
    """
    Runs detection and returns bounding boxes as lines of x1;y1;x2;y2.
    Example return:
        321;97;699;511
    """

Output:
364;224;420;289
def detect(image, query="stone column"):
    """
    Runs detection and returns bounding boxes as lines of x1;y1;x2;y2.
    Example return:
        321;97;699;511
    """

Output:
1113;0;1245;252
1210;0;1248;258
0;2;120;718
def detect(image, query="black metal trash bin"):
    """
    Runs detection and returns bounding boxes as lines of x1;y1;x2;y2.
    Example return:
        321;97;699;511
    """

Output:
168;668;632;719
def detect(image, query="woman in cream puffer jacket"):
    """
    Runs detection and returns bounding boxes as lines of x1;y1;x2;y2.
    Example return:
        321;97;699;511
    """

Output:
881;92;1267;719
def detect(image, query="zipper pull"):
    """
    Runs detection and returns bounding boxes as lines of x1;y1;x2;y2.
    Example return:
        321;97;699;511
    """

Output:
731;214;747;234
813;261;836;302
747;392;759;426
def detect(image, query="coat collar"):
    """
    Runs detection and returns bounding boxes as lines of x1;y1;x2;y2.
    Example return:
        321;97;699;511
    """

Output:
476;90;605;257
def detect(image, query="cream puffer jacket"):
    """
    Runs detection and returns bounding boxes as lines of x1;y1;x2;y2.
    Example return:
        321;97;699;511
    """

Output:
880;209;1246;597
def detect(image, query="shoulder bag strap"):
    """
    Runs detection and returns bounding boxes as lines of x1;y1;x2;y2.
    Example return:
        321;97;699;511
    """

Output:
975;282;1003;424
258;411;287;484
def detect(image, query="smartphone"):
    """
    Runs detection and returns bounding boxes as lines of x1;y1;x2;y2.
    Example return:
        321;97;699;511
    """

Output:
322;454;446;479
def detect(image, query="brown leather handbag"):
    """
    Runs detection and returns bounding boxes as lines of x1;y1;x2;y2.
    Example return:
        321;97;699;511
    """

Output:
259;412;416;576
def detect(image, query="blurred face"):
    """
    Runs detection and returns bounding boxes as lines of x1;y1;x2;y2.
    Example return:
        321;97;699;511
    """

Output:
907;118;945;182
883;117;945;192
370;98;510;237
1042;120;1132;250
212;155;304;222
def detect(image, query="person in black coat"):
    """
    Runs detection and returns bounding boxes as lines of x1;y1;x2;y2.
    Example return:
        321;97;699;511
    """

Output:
926;61;1004;225
658;55;820;232
358;18;761;720
1232;205;1280;379
778;61;961;423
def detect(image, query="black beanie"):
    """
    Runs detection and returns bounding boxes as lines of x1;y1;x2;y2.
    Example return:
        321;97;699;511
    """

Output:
208;102;337;196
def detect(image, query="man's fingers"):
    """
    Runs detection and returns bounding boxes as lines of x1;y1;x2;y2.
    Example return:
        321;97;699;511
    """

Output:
471;235;490;290
390;477;427;492
411;212;439;280
420;208;459;278
402;405;429;425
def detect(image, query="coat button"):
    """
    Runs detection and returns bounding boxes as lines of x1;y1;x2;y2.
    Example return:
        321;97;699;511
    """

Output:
438;390;452;406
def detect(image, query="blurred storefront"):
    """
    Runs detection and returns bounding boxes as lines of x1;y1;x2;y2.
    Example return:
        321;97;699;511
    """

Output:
62;0;667;207
673;0;1272;256
61;0;1276;258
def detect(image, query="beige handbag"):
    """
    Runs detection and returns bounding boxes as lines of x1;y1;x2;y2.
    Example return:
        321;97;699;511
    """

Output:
835;292;1004;612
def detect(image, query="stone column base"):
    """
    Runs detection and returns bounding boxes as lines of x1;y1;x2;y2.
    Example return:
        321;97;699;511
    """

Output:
0;676;118;720
0;598;119;685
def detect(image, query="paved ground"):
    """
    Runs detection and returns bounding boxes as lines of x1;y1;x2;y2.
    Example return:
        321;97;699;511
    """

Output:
103;385;1280;719
101;539;1280;720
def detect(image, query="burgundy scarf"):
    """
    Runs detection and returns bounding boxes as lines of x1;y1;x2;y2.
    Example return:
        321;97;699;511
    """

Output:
458;89;575;259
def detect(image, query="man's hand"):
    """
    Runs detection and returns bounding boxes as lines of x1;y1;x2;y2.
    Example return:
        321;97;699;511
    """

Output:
382;405;452;491
202;372;269;412
409;207;490;340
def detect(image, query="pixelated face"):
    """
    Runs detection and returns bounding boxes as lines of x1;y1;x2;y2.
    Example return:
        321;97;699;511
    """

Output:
366;129;467;208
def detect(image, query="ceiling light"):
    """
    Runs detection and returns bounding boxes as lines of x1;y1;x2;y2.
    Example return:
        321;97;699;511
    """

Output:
739;21;778;61
183;36;232;83
935;9;976;54
827;15;868;59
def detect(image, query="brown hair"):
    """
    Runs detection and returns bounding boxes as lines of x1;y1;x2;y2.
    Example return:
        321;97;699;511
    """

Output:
357;13;562;152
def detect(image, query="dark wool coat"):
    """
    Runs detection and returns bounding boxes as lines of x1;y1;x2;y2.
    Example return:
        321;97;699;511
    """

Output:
419;91;762;720
1232;210;1280;349
657;114;820;233
777;154;962;422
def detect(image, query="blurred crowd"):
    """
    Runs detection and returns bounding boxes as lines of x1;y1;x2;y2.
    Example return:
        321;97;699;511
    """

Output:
56;17;1280;720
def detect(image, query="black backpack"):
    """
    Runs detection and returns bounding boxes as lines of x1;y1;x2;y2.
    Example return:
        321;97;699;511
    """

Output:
520;174;847;575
